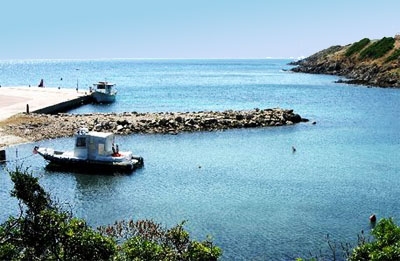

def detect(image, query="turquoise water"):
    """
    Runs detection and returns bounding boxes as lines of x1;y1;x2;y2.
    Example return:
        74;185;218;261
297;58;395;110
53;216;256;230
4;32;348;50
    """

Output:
1;59;400;260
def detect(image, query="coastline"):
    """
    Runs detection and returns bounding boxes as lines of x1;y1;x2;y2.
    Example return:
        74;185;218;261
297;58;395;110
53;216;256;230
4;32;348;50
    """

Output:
0;86;90;147
290;36;400;88
0;130;28;147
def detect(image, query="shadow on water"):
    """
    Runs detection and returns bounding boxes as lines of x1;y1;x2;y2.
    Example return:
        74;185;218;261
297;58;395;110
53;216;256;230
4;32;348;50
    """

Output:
43;163;143;176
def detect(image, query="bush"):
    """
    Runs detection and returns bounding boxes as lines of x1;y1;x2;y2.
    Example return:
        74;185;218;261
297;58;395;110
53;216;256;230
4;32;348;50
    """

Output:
360;37;395;59
99;219;222;260
349;218;400;261
0;168;116;260
345;38;371;57
0;167;222;260
385;48;400;63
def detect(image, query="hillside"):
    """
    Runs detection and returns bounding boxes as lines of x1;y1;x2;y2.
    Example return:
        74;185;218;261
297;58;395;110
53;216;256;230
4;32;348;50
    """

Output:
290;35;400;88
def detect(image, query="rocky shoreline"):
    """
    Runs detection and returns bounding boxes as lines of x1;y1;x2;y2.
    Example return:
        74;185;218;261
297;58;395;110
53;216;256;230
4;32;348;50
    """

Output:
0;108;308;146
290;36;400;88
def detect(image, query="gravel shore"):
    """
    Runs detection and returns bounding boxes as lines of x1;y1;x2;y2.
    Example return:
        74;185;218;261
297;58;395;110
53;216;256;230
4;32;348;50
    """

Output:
0;108;307;147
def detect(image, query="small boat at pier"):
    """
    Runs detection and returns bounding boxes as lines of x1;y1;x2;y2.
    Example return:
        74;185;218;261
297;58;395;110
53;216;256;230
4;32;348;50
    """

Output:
91;81;117;103
34;128;143;173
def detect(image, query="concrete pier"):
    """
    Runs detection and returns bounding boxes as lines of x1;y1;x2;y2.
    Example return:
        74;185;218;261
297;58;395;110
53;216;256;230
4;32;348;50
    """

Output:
0;86;92;121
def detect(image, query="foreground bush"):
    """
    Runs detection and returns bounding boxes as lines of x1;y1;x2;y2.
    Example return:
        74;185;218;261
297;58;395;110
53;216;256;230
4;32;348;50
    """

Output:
349;218;400;261
0;167;221;260
296;218;400;261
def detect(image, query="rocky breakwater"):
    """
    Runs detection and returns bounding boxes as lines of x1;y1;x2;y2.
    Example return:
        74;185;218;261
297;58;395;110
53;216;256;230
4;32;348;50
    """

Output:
2;108;308;143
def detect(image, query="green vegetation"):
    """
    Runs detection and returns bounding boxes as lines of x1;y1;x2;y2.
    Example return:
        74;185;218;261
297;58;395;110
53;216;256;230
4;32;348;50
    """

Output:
3;167;400;260
296;218;400;261
349;218;400;261
360;37;395;60
345;38;371;57
0;167;222;260
385;48;400;63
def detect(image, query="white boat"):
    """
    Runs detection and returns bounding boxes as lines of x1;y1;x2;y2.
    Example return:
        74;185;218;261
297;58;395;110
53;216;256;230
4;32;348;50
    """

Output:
34;128;143;173
91;81;117;103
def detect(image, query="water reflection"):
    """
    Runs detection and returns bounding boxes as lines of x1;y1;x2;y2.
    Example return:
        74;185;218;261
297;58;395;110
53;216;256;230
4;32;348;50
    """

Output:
1;120;399;260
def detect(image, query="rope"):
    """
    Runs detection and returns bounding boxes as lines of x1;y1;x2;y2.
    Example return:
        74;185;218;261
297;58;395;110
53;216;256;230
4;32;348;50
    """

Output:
0;150;36;164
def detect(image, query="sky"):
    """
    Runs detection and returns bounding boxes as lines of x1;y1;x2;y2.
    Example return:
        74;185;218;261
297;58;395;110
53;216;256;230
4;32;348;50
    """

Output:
1;0;399;60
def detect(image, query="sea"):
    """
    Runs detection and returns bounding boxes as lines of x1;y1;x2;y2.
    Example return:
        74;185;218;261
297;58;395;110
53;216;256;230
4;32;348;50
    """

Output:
0;59;399;260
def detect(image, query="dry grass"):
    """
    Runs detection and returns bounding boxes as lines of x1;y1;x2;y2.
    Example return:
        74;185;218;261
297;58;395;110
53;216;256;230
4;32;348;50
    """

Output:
0;113;48;127
0;114;53;147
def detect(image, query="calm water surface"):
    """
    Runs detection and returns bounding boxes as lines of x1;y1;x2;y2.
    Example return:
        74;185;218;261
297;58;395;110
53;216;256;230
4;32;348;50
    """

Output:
1;59;399;260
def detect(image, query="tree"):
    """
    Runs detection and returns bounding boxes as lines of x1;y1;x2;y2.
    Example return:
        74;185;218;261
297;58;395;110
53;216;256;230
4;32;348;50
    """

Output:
0;167;115;260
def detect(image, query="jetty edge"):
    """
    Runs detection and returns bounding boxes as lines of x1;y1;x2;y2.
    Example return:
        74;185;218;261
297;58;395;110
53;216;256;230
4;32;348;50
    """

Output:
0;86;92;122
1;109;309;147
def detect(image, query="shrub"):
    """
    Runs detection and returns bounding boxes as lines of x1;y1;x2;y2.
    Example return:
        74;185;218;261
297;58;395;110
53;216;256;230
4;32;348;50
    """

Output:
0;167;222;260
345;38;371;57
385;48;400;63
360;37;395;59
349;218;400;261
1;168;116;260
99;219;222;260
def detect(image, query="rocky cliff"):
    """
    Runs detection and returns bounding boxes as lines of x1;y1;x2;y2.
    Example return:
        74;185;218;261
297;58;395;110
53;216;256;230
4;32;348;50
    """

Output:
290;35;400;88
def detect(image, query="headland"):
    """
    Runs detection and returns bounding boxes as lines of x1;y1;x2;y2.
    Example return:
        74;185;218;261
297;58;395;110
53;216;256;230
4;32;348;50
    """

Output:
290;35;400;88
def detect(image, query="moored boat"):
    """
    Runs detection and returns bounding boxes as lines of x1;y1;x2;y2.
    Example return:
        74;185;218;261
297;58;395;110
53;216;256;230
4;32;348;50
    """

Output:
34;128;143;173
91;81;117;103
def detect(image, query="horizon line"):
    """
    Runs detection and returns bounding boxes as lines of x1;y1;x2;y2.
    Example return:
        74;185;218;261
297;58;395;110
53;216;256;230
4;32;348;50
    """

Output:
0;56;305;62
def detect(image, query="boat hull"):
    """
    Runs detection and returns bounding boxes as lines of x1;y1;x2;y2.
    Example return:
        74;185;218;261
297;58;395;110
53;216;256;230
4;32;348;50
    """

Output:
91;91;116;103
36;149;143;174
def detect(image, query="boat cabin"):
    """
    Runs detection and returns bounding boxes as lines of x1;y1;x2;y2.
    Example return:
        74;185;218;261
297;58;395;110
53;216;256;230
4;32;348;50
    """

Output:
93;81;115;93
74;128;117;159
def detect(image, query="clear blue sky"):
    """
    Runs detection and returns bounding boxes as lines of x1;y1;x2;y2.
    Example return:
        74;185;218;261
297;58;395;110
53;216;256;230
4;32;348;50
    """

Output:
2;0;399;59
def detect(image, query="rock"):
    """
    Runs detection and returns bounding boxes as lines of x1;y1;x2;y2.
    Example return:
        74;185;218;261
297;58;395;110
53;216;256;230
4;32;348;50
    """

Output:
287;113;302;123
175;116;184;123
158;118;168;126
236;114;244;121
